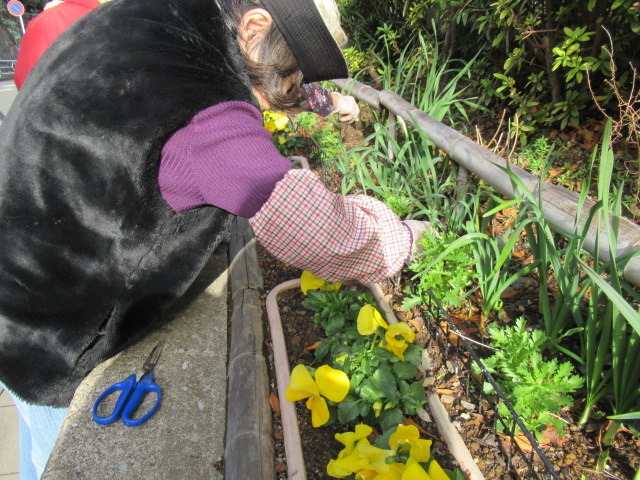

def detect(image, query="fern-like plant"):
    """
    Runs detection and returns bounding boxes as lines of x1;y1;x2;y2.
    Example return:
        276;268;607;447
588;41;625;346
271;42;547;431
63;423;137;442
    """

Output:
403;229;476;310
475;317;584;439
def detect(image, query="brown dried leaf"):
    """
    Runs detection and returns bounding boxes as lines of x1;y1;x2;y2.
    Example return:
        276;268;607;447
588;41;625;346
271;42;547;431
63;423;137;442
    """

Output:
304;341;321;351
436;388;457;395
407;319;423;330
269;393;280;414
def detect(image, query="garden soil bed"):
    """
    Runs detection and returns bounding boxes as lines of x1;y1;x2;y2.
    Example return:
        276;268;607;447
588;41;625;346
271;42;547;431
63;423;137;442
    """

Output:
254;115;639;479
258;247;640;479
254;165;638;479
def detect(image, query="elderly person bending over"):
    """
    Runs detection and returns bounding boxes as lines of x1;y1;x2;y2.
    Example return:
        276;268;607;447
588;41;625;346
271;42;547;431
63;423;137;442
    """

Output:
0;0;426;478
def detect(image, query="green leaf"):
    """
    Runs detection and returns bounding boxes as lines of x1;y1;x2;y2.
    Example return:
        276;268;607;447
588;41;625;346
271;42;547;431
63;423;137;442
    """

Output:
337;395;361;423
578;259;640;336
393;362;418;379
358;381;382;403
374;427;394;449
402;344;423;366
374;368;399;400
379;407;404;432
350;373;364;390
325;316;345;335
315;341;330;362
608;411;640;420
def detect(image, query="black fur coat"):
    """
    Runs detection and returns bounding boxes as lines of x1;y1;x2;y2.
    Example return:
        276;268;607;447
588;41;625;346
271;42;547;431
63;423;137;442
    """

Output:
0;0;255;406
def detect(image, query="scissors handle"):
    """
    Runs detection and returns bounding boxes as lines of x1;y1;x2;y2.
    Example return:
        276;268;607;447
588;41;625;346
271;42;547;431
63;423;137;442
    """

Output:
121;374;162;427
92;374;137;426
92;374;162;427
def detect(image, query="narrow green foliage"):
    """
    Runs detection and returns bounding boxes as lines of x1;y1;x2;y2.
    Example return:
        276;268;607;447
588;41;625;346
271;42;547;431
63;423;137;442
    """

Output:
476;318;584;439
461;191;541;319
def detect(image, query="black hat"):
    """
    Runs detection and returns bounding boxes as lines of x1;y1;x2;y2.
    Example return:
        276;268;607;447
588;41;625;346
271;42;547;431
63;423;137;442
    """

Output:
260;0;349;82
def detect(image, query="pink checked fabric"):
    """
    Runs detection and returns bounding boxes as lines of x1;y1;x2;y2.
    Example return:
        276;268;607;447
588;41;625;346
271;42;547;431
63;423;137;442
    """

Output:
250;169;412;283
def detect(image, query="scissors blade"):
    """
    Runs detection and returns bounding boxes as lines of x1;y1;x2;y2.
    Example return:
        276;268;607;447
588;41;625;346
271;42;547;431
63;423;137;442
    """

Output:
141;340;164;376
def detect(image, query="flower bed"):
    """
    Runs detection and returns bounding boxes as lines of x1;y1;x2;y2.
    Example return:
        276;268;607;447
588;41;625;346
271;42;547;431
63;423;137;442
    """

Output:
259;244;640;480
258;105;640;479
266;270;491;480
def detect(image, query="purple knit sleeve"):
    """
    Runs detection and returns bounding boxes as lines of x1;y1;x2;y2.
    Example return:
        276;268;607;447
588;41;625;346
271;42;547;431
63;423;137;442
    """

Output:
159;101;292;218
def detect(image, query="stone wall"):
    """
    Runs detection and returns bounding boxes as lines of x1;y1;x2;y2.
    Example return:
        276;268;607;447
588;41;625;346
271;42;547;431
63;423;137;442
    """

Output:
0;24;19;59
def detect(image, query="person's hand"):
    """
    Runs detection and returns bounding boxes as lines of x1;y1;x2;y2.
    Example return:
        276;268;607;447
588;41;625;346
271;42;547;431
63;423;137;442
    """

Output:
331;92;360;123
403;220;435;264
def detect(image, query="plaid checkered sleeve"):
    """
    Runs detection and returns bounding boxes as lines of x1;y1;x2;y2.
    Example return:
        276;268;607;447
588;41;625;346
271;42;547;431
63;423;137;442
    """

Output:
249;169;412;283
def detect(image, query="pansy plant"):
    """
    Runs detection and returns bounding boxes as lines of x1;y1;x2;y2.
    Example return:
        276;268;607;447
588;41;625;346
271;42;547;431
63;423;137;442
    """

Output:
289;273;457;478
327;424;453;480
301;271;375;336
297;272;426;433
286;364;350;427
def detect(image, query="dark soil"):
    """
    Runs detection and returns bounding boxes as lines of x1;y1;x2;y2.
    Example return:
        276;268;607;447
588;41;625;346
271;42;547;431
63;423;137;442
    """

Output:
256;113;640;479
259;248;640;479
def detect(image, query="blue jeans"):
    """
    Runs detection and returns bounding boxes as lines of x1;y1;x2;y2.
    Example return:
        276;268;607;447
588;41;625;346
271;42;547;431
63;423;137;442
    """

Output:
0;383;67;480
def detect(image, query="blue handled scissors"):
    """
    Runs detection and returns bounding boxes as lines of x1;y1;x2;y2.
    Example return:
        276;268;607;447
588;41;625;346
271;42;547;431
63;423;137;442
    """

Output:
92;341;164;427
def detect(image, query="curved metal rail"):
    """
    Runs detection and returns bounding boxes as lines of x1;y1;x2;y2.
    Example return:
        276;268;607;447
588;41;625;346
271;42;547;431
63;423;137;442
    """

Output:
332;78;640;288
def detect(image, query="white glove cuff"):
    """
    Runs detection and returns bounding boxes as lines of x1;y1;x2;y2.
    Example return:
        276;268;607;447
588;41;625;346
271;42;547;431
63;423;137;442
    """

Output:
331;92;343;114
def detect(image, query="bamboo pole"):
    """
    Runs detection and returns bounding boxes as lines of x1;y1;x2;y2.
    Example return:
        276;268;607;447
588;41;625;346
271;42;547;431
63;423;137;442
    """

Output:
333;78;640;287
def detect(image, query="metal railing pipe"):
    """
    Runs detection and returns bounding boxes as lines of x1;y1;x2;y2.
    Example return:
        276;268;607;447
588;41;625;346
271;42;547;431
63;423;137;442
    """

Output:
332;78;640;287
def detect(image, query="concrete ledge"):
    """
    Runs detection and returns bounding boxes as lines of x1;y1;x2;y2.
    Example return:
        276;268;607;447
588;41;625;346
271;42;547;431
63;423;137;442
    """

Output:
42;216;274;479
42;248;229;480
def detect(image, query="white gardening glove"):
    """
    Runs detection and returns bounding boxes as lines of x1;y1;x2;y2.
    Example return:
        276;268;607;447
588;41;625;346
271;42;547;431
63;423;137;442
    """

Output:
403;220;436;264
331;92;360;123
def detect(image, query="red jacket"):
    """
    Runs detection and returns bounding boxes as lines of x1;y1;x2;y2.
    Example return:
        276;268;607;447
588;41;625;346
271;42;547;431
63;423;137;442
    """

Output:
14;0;100;89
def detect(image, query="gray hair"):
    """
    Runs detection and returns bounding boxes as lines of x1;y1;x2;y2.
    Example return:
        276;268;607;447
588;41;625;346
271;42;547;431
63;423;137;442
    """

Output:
219;0;305;113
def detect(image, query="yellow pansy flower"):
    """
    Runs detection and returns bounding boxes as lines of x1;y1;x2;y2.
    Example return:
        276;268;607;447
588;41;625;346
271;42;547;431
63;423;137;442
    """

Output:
335;424;373;453
357;462;405;480
389;425;432;463
286;364;349;427
300;270;342;294
357;304;388;335
330;441;395;478
402;459;431;480
356;443;397;473
328;424;446;480
427;459;450;480
263;110;289;133
328;424;396;478
380;322;416;361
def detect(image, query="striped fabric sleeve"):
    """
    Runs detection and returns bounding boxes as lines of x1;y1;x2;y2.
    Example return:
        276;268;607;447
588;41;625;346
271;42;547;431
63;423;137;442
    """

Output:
249;168;412;283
